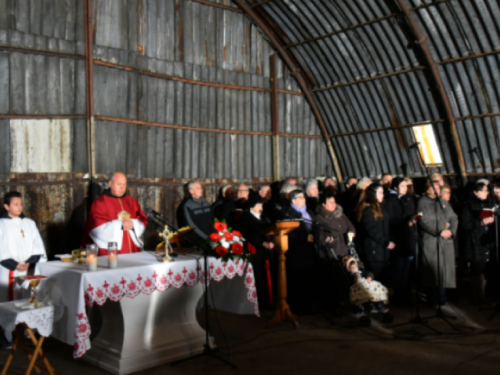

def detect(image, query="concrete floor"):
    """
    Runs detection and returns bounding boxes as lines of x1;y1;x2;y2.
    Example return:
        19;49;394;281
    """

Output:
2;299;500;375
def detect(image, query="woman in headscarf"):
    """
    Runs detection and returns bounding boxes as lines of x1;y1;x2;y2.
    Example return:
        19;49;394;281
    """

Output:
281;189;316;314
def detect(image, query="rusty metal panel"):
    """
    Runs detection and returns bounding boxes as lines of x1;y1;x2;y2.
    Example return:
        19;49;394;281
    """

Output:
10;119;72;173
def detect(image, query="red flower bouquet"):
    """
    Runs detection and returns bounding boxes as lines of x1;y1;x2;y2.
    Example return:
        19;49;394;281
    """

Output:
208;218;255;261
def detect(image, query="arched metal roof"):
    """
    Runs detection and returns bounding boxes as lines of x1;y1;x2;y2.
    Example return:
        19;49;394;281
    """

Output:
234;0;500;182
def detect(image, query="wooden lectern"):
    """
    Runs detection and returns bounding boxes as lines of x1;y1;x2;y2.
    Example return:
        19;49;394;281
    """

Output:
264;221;301;328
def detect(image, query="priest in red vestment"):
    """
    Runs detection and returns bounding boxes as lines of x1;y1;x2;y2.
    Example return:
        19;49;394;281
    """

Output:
81;172;148;256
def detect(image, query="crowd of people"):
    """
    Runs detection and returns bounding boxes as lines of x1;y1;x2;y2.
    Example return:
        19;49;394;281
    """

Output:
1;171;499;351
179;174;500;314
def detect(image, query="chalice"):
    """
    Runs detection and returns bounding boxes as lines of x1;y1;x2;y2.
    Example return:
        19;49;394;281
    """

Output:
21;275;48;304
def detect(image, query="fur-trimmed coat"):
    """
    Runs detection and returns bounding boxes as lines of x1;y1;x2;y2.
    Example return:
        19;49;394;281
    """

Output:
315;204;356;260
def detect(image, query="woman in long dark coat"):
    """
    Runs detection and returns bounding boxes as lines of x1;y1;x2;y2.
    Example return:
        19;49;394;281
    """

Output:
461;181;495;304
417;181;458;306
281;189;316;314
385;177;416;305
355;183;395;281
236;194;275;309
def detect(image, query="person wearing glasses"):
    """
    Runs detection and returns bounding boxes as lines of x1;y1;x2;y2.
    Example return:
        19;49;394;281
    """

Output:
281;189;316;314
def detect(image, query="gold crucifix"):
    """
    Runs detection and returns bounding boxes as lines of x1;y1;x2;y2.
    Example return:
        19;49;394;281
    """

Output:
20;229;25;238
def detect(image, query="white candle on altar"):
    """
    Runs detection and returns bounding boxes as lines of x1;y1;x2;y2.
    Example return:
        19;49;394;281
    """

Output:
108;252;118;269
87;254;97;271
108;243;118;269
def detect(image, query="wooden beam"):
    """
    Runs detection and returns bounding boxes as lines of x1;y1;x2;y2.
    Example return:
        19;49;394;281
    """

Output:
85;0;96;181
190;0;242;12
95;115;319;138
311;67;425;92
270;53;280;181
251;0;274;8
94;60;302;95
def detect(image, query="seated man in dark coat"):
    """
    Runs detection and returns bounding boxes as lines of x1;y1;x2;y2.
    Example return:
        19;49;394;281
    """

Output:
179;181;213;247
236;194;275;309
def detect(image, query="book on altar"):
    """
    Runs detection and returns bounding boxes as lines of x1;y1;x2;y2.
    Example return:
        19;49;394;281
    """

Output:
414;212;423;221
479;208;495;219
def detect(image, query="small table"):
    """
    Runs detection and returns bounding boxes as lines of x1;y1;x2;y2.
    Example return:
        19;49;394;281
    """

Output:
0;300;63;375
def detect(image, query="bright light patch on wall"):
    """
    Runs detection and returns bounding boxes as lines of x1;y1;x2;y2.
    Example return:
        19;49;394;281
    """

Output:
10;119;71;173
411;124;443;167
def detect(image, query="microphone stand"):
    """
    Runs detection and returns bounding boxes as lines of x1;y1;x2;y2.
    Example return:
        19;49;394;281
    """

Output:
152;208;235;369
392;215;440;334
171;241;236;369
472;150;500;320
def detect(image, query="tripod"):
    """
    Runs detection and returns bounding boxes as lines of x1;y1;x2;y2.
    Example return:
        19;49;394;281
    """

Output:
472;149;500;320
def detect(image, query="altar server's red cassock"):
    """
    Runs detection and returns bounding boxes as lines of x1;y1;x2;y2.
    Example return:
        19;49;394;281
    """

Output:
81;190;148;256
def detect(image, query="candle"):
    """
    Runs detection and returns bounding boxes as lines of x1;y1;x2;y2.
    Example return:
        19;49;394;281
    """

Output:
86;244;98;271
87;254;97;271
107;243;118;269
108;252;118;269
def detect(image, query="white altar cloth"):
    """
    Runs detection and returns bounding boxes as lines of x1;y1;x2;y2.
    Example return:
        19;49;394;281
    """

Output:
36;252;259;360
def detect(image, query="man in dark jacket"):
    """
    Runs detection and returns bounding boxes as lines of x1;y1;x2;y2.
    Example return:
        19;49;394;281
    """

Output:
179;181;214;247
236;194;274;309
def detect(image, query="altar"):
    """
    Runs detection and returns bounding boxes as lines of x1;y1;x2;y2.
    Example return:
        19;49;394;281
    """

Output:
36;252;259;375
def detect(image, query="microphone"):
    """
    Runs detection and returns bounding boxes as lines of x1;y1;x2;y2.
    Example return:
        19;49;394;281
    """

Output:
146;207;162;217
145;207;167;227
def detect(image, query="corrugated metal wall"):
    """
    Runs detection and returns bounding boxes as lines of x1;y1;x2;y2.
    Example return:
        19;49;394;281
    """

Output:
245;0;500;178
0;0;332;254
407;0;500;174
90;0;331;179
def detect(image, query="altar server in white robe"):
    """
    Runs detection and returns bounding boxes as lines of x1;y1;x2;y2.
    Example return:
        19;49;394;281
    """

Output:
0;192;47;303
